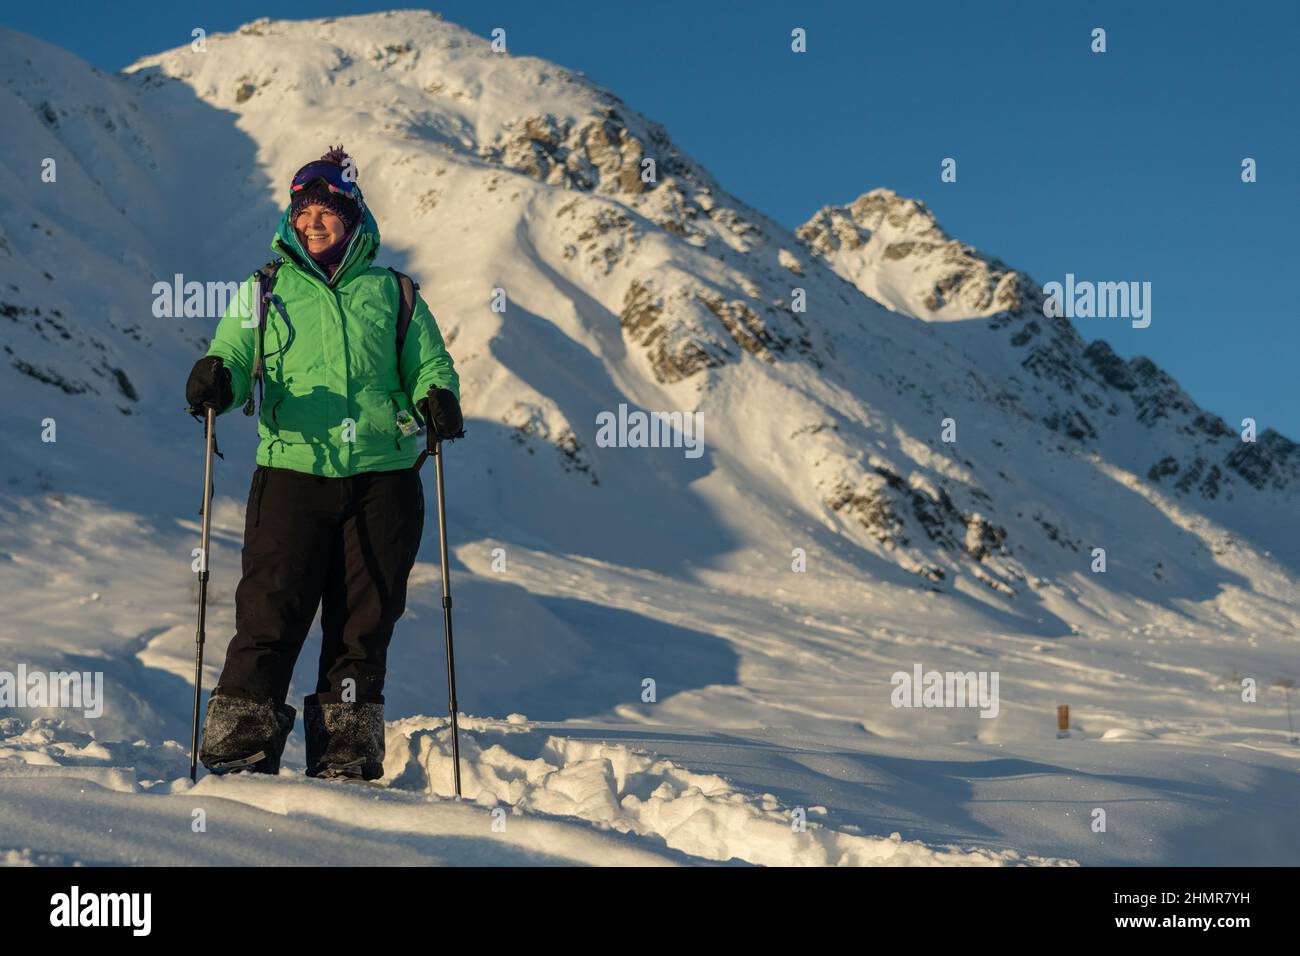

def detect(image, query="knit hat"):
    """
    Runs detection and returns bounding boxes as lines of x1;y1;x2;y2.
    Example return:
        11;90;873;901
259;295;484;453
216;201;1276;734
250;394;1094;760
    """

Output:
289;145;363;232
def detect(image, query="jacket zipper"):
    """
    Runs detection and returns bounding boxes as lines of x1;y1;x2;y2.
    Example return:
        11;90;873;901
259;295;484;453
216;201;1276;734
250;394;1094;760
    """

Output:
274;242;355;455
276;223;405;460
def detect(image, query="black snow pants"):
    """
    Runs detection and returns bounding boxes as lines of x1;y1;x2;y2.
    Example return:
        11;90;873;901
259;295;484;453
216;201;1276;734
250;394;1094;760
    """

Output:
198;464;424;778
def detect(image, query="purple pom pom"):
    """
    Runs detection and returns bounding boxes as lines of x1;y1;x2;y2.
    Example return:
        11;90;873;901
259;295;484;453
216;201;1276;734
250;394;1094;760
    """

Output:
321;144;351;167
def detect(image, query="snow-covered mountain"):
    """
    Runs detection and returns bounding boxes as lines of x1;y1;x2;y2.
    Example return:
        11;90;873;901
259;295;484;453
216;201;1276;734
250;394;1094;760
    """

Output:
0;11;1296;866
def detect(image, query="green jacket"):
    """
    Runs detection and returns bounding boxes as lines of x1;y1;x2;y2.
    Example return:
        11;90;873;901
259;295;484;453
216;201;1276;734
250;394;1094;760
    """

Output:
205;203;459;477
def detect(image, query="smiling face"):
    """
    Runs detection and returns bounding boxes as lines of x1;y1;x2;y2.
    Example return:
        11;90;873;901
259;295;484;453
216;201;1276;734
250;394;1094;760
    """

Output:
294;203;347;256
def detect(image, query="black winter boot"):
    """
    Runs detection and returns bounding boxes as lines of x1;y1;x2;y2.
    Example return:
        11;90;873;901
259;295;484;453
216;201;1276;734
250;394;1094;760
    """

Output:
304;697;386;781
198;689;296;775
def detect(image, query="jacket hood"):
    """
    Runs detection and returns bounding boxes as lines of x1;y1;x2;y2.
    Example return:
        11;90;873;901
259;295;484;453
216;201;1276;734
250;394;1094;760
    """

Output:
272;201;381;286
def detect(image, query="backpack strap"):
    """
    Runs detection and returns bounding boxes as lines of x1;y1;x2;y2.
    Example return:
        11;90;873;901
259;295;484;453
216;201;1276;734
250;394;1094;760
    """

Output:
389;267;419;360
243;259;282;416
389;268;436;471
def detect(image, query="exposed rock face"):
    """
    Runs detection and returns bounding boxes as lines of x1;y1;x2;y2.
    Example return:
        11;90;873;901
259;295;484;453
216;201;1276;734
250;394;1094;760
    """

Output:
797;189;1030;320
1083;340;1138;391
1172;457;1223;498
618;279;726;384
697;293;779;364
1225;430;1300;490
617;276;819;385
481;99;829;387
556;200;638;274
825;473;908;549
823;461;1013;589
479;105;688;199
502;400;597;484
964;513;1007;561
3;297;139;408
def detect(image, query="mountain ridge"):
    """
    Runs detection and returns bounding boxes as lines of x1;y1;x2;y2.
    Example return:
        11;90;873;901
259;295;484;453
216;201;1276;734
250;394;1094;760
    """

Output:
2;7;1295;607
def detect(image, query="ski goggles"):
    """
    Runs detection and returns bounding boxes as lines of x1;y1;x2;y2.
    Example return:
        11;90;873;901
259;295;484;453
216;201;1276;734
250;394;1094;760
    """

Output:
290;161;364;205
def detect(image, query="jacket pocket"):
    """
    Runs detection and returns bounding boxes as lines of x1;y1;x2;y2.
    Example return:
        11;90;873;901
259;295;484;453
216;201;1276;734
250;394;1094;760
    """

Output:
386;390;418;450
262;385;322;443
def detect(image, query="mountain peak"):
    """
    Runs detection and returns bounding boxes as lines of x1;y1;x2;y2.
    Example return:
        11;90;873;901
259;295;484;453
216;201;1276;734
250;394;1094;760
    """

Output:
797;189;1028;321
846;188;945;240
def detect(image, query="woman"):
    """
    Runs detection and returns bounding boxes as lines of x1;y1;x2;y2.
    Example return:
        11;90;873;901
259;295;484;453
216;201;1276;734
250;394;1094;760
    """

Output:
184;146;463;780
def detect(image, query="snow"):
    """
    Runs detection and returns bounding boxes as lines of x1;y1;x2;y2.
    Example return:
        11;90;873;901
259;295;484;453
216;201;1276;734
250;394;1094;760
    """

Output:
0;11;1296;867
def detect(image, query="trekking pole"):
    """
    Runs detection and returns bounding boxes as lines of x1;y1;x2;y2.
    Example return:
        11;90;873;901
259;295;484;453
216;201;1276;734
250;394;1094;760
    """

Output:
188;405;217;782
432;437;463;797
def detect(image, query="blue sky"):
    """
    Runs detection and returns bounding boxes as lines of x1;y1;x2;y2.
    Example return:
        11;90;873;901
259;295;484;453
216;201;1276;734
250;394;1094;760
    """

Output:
7;1;1297;435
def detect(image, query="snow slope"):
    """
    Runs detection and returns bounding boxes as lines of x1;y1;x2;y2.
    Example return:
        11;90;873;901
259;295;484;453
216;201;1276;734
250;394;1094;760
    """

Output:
0;10;1296;866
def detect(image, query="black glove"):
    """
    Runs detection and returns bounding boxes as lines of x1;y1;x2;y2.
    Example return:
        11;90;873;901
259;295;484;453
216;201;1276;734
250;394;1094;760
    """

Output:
417;386;465;442
186;356;233;414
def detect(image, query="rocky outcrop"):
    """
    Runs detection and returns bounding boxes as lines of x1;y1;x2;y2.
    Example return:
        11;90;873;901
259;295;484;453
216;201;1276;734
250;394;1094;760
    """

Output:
797;189;1031;319
618;278;819;384
479;105;696;199
1224;430;1300;491
502;400;597;484
618;279;726;384
823;462;1012;590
